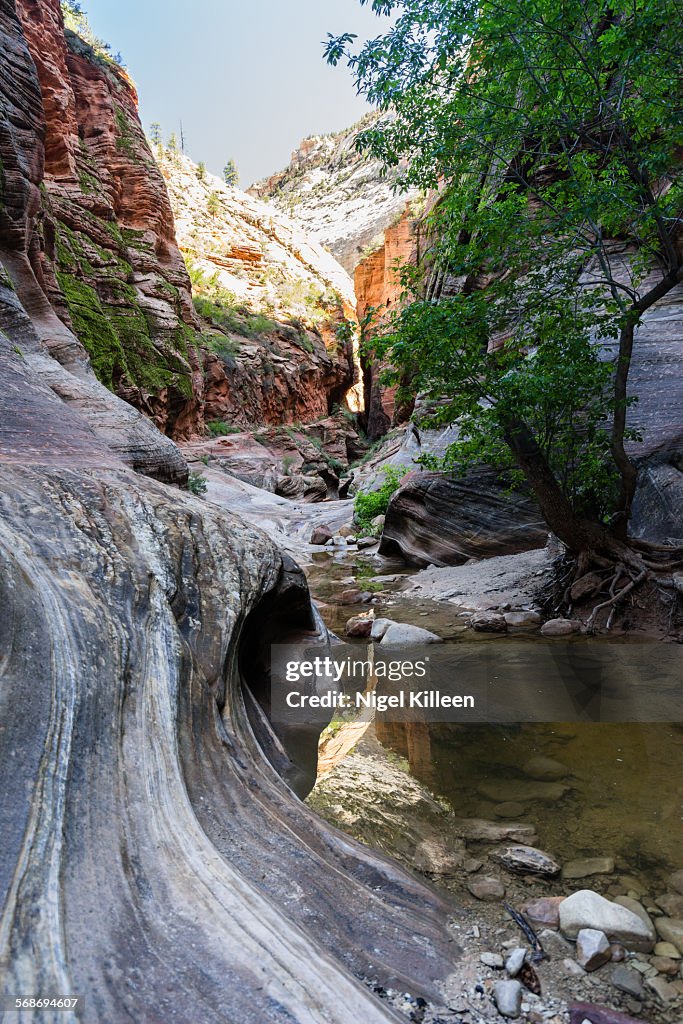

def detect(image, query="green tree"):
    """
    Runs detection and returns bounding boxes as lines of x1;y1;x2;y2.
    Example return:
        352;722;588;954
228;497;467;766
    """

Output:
223;159;239;188
207;191;221;219
167;131;179;155
149;122;162;147
197;161;207;181
327;0;683;598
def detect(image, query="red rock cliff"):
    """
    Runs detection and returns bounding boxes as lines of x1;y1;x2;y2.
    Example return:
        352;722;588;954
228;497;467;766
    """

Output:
14;0;203;437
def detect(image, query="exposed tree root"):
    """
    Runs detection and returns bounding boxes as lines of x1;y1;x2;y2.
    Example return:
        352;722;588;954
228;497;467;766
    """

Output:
586;567;648;631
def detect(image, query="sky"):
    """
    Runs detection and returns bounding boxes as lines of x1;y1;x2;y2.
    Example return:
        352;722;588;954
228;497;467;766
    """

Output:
82;0;391;187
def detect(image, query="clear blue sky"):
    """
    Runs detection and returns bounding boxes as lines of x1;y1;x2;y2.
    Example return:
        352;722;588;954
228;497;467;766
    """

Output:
83;0;389;187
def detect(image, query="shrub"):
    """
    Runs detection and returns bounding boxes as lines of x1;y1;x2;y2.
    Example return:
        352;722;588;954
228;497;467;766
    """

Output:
207;420;240;437
353;467;407;536
187;471;208;496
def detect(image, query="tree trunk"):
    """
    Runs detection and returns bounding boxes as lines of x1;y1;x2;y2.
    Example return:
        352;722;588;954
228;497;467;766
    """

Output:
610;319;639;541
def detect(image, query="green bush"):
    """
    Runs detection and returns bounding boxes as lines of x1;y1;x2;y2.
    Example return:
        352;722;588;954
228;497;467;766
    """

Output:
187;471;208;496
353;467;407;536
207;420;241;437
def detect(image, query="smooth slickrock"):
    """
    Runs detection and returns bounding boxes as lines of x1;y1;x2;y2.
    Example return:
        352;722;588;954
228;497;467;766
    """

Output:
379;470;549;568
559;891;656;952
576;929;611;972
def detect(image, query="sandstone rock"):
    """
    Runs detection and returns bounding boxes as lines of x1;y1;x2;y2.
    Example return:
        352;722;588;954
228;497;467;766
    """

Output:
611;966;644;999
654;940;682;959
522;755;569;781
455;819;538;844
504;610;542;629
380;623;443;646
480;952;504;968
523;896;566;929
668;870;683;896
345;616;373;638
467;876;505;901
651;955;679;976
370;618;394;640
494;845;561;878
576;929;611;972
645;975;679;1002
559;890;656;951
412;838;465;876
493;980;523;1019
563;858;615;880
655;917;683;953
357;536;378;550
379;470;549;569
337;525;355;539
310;525;333;545
505;948;526;977
569;1003;644;1024
657;893;683;918
470;611;508;633
612;896;656;937
541;617;581;637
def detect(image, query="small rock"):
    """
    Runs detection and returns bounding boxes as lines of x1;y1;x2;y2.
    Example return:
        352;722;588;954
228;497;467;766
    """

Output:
651;955;679;976
370;617;394;640
339;589;363;605
454;819;537;844
563;857;615;880
655;917;683;953
540;617;581;637
494;801;527;819
611;965;643;999
523;896;566;929
505;948;526;977
493;980;522;1019
570;572;604;602
568;1003;643;1024
345;615;372;638
467;875;505;901
559;890;656;952
504;610;542;629
576;929;611;972
562;958;587;978
610;943;626;962
522;755;569;781
470;611;508;633
356;535;377;549
654;940;681;959
477;779;570;803
380;622;443;646
310;525;333;545
667;869;683;895
480;952;504;968
370;514;385;529
657;893;683;918
337;525;355;538
673;574;683;596
645;975;679;1002
495;844;561;878
464;858;483;873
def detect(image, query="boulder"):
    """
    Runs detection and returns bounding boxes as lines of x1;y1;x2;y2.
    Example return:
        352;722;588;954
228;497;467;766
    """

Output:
470;611;507;633
380;623;443;646
379;470;549;568
310;525;333;545
541;617;581;637
559;890;656;952
493;980;522;1019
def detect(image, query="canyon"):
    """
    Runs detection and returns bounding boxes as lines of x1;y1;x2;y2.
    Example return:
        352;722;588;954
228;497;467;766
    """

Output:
1;1;682;1023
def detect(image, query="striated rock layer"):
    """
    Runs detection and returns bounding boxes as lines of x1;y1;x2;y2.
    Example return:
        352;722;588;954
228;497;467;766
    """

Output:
10;0;204;437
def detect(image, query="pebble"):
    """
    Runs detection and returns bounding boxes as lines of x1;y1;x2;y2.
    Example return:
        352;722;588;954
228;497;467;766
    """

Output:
540;617;581;637
645;975;679;1002
576;928;611;972
651;955;679;976
559;889;656;952
467;876;505;901
505;948;526;977
563;857;615;880
610;943;626;962
493;980;523;1019
611;965;644;999
480;952;504;968
655;916;683;953
464;858;484;873
654;940;681;959
495;844;561;878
